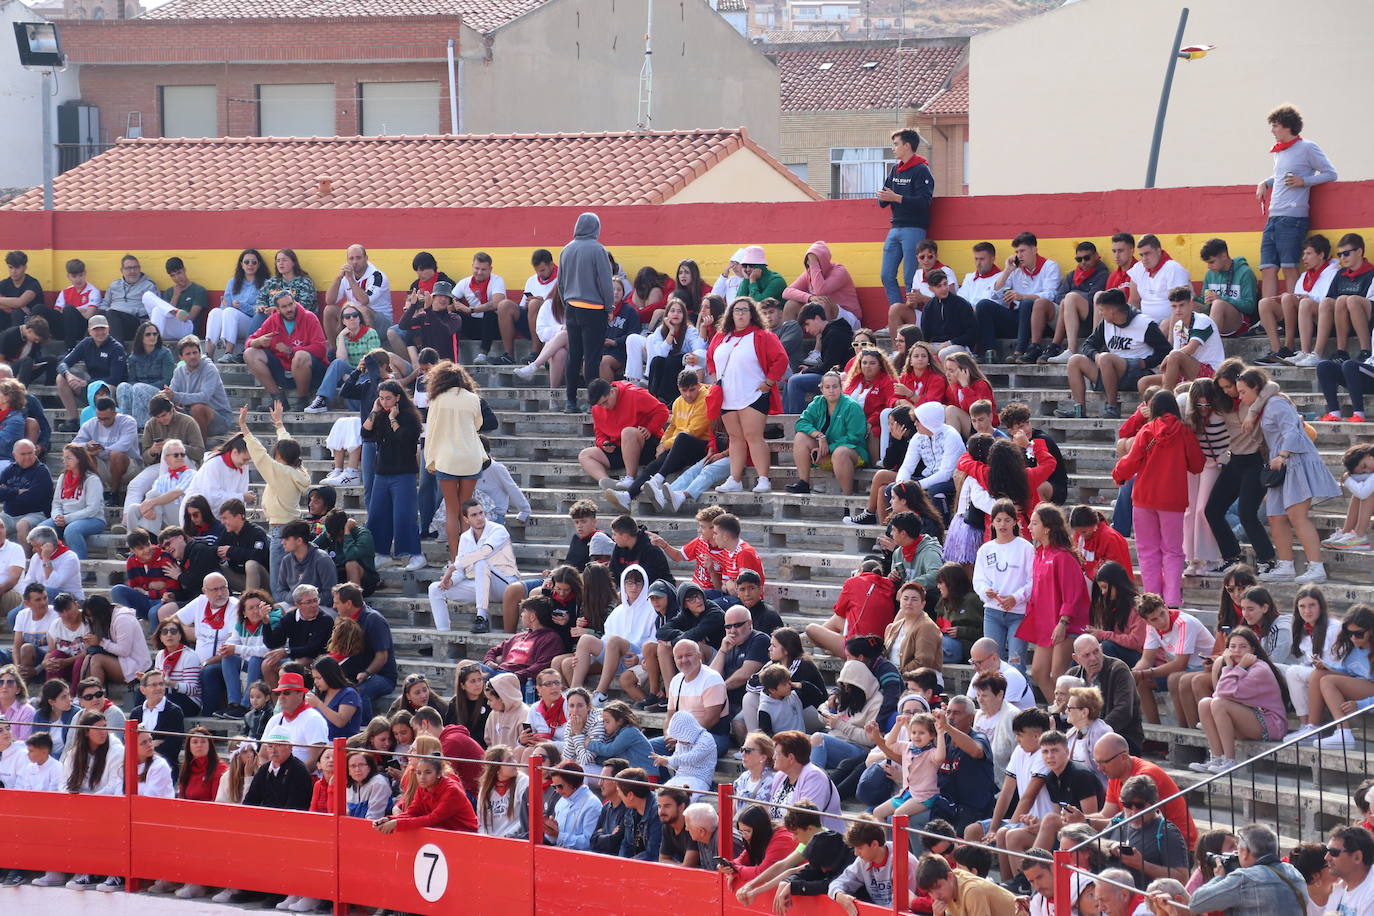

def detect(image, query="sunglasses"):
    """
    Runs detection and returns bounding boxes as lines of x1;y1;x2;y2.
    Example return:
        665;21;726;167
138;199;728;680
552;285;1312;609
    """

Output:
724;621;748;629
1327;846;1346;857
0;679;19;686
160;627;181;635
81;690;104;700
1337;249;1357;258
741;746;760;754
406;674;428;684
1074;254;1094;262
1348;629;1369;639
342;312;362;320
165;451;185;457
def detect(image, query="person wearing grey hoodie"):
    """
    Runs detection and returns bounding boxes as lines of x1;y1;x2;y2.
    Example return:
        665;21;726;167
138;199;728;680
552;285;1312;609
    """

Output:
557;213;615;413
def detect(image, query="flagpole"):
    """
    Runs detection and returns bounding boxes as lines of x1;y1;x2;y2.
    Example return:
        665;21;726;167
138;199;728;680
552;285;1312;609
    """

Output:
1144;7;1189;189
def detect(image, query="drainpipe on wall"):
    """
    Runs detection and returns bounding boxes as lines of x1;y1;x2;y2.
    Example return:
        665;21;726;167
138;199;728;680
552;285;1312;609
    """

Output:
447;38;460;134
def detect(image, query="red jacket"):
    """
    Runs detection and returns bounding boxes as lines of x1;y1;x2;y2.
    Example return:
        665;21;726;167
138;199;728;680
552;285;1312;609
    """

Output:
591;381;669;449
1076;518;1134;581
1111;414;1204;513
958;438;1057;533
394;773;478;832
834;572;896;640
177;756;226;802
945;378;996;415
845;372;896;437
309;776;334;814
706;328;790;415
898;368;946;408
248;307;328;368
439;724;484;796
727;827;796;885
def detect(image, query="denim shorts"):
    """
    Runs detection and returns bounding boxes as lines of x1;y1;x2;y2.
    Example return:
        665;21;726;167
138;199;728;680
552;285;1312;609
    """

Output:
1091;357;1147;391
436;470;480;481
1260;215;1309;269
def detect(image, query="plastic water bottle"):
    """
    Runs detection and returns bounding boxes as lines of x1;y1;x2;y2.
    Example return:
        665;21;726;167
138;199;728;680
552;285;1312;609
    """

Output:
523;679;536;704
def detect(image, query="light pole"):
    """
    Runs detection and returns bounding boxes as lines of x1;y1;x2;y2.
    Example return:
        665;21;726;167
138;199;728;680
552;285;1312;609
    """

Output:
1143;9;1213;189
12;21;66;210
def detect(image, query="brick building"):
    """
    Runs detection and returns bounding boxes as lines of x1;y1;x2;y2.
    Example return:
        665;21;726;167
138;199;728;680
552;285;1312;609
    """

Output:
55;0;783;150
767;38;966;199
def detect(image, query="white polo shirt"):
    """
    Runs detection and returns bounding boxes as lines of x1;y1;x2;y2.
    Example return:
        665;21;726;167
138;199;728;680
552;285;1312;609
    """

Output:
337;262;393;324
265;705;329;763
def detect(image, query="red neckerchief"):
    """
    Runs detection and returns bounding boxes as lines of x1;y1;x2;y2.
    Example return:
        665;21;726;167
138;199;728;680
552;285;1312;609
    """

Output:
537;696;567;731
540;266;558;284
1341;259;1374;279
726;326;756;340
1154;609;1182;634
974;268;999;280
346;324;370;342
900;535;924;564
1145;252;1175;278
468;276;491;304
927;261;947;276
1019;255;1048;278
60;470;83;501
50;544;69;560
220;450;238;469
1304;622;1314;636
192;521;211;537
1301;264;1326;292
417;274;439;294
165;464;191;483
242;617;262;635
161;646;185;680
203;601;229;630
282;702;309;722
895;155;928;172
1107;260;1138;289
1270;136;1301;153
1072;263;1098;287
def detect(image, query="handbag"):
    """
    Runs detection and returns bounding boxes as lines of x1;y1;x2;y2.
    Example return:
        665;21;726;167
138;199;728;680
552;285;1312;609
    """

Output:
1260;463;1286;489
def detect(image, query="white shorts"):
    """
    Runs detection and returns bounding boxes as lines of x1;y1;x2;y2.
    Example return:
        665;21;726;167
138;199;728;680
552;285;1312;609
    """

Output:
326;417;362;451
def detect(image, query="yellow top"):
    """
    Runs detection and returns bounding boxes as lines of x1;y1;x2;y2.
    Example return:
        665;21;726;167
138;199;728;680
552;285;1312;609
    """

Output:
660;385;712;451
243;424;312;526
946;870;1018;916
424;388;486;476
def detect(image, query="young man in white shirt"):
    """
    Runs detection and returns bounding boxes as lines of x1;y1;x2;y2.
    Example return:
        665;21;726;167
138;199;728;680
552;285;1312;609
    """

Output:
1257;233;1339;366
428;500;518;634
1127;234;1193;327
977;232;1062;364
960;242;1002;310
323;243;392;341
512;248;557;359
452;252;513;365
262;670;328;768
53;258;102;350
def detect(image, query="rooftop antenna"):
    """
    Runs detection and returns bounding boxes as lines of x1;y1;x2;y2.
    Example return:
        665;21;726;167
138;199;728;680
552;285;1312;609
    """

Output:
636;0;653;130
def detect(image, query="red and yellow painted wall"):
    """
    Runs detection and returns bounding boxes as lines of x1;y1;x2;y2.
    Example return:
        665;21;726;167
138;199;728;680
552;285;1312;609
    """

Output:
3;181;1371;330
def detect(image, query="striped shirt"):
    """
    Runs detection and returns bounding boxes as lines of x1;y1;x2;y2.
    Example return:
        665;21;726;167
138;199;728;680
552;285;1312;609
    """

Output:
1191;413;1230;460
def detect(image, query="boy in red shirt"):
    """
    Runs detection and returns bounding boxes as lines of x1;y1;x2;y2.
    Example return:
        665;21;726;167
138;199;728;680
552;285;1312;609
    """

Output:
710;513;764;608
649;505;724;591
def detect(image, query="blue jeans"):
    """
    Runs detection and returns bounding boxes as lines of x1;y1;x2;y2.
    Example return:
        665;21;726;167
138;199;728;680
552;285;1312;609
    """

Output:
1260;215;1309;270
361;442;377;505
974;298;1028;353
810;734;866;770
268;526;285;592
784;373;822;414
942;635;965;663
369;472;421;557
1101;640;1142;669
110;585;160;623
1111;479;1134;538
669;457;732;501
221;653;263;707
880;226;927;305
199;660;226;715
42;516;105;559
856;761;896;808
317;358;356;402
982;608;1029;673
419;465;439;534
356;673;396;719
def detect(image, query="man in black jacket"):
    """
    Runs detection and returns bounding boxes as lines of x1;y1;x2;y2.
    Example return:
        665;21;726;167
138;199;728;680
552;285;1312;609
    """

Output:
783;303;854;413
244;730;313;810
878;128;935;313
916;269;977;357
154;525;221;623
261;584;336;684
216;498;269;594
608;515;675;587
1065;634;1145;755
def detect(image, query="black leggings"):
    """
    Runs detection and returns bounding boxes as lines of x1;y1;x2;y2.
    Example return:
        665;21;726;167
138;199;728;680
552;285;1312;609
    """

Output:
565;305;608;404
628;434;709;497
1205;451;1274;563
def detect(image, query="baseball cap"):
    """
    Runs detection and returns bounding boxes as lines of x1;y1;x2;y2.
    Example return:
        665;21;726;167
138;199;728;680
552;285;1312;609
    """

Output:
87;314;110;330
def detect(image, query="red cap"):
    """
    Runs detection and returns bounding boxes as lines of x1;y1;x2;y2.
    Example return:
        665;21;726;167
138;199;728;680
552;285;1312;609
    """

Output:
273;672;308;693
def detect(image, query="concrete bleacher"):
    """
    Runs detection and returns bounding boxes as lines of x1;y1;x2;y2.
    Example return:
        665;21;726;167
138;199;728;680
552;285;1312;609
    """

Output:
12;329;1374;843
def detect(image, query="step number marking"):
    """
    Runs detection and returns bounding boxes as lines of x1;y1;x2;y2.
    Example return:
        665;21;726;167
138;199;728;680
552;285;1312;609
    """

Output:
414;843;448;902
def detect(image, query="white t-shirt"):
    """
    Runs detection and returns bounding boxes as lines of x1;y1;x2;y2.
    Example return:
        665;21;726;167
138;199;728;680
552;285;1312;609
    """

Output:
1129;258;1193;326
13;607;53;648
523;271;558;307
0;539;25;579
961;271;1000;305
452;274;508;314
1296;259;1340;303
47;616;90;656
966;661;1034;709
972;706;1004;747
1143;612;1209;670
1330;871;1374;916
1006;744;1053;818
711;331;768;411
176;595;241;663
265;706;330;763
1170;312;1225;369
667;667;728;728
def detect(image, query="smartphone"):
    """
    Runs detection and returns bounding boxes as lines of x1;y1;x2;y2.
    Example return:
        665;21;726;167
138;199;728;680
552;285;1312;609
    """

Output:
1057;801;1069;810
713;856;734;870
1118;845;1135;858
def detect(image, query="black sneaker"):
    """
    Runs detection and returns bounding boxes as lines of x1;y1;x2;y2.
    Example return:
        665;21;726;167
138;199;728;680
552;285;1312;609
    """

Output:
1333;350;1351;362
217;703;249;719
1255;559;1278;576
785;480;811;494
1359;349;1372;363
633;694;665;710
57;418;78;433
1103;404;1122;419
1216;556;1246;575
1008;351;1027;365
490;353;516;366
563;400;580;414
1255;350;1284;365
303;395;329;414
471;616;491;634
844;510;878;527
1276;346;1296;361
1037;343;1063;364
645;699;669;713
1021;343;1043;364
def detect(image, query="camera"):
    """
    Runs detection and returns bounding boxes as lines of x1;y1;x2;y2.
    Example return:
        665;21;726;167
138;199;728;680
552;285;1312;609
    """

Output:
1208;852;1240;874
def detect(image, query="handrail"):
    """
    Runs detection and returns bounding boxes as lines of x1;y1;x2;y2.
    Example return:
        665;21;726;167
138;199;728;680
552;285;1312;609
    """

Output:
1068;704;1374;851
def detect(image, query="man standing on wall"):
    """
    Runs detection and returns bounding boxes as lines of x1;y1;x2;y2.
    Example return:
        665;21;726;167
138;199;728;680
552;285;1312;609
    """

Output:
877;130;936;319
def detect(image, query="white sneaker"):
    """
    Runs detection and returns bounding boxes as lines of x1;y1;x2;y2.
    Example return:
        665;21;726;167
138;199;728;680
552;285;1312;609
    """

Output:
592;691;608;707
1258;559;1295;581
212;888;238;904
1294;562;1328;584
337;467;362;487
513;364;538;380
175;884;207;899
404;554;427;572
320;469;348;485
1046;348;1074;364
95;876;124;893
603;488;630;510
1323;530;1356;546
66;874;96;890
1205;756;1237;774
473;353;489;365
646;477;668;510
669;489;687;511
1188;756;1221;773
1316;728;1356;748
289;897;319;913
1286;724;1318;741
1293;351;1321;367
277;895;302;910
375;554;393;569
716;478;743;493
148;879;178;894
615;475;635;490
752;476;772;493
32;872;66;887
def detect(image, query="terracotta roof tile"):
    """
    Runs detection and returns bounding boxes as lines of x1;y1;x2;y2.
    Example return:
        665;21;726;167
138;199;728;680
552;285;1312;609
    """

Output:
774;43;963;112
919;67;968;117
4;130;820;211
760;29;843;43
140;0;546;33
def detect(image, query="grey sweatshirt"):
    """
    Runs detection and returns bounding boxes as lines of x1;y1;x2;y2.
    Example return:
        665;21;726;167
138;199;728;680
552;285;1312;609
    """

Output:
1263;139;1337;219
272;545;338;606
556;212;615;309
104;274;158;317
170;359;233;425
72;413;139;458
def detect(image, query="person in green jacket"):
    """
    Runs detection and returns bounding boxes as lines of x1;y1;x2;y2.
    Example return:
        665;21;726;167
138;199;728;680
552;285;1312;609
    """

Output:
1195;237;1258;336
314;508;381;596
888;510;943;588
788;370;868;495
735;245;786;302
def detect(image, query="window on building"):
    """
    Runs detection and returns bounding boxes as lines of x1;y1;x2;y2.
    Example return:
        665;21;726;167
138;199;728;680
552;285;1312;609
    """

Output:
360;81;441;136
159;85;216;138
258;83;335;137
829;146;891;199
785;162;809;183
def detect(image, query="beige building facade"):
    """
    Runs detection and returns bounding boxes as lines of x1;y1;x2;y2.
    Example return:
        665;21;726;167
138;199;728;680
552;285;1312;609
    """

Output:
968;0;1370;194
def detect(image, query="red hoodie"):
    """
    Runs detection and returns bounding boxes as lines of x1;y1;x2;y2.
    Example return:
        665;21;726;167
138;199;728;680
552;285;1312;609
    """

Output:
439;724;485;796
1111;413;1204;513
394;773;478;832
834;572;897;640
1076;517;1134;581
591;381;669;449
247;306;328;368
845;371;896;437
